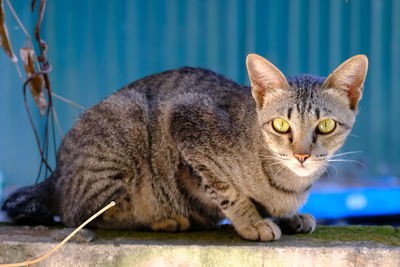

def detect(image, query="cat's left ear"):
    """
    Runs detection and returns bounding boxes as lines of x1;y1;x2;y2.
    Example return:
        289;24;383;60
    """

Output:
322;55;368;110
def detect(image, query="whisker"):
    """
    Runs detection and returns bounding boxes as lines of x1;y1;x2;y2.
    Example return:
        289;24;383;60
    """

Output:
327;159;366;168
270;162;283;167
331;151;363;158
261;146;291;158
261;145;279;154
275;166;286;177
325;163;338;178
320;166;331;180
348;134;359;138
270;162;288;171
271;162;287;177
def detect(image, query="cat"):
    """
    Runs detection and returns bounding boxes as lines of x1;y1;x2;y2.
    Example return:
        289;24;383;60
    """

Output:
2;53;368;241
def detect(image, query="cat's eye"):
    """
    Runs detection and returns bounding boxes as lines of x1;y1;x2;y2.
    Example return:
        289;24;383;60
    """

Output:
272;118;290;133
317;118;336;134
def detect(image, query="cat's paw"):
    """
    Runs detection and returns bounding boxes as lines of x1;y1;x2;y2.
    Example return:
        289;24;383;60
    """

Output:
278;213;316;234
150;215;191;232
236;219;281;241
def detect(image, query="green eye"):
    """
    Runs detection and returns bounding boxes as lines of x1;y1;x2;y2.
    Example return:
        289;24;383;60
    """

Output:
317;118;336;134
272;118;290;133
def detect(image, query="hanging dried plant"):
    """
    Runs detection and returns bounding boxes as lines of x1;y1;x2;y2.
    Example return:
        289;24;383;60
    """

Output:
0;0;17;62
20;47;47;115
1;0;84;181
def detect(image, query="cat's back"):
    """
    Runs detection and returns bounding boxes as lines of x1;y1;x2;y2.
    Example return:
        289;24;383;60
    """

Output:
57;67;253;176
120;67;251;107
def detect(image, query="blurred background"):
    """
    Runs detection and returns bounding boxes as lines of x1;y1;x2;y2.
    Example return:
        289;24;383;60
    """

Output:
0;0;399;225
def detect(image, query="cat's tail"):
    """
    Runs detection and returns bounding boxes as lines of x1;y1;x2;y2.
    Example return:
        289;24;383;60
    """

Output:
1;173;57;225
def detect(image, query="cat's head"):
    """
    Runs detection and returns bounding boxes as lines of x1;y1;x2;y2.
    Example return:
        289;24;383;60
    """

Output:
246;54;368;177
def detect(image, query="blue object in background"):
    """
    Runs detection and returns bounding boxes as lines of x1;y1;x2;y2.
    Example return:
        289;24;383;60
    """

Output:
301;178;400;220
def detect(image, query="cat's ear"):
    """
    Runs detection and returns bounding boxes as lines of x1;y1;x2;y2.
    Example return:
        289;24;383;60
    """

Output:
246;54;289;109
322;55;368;110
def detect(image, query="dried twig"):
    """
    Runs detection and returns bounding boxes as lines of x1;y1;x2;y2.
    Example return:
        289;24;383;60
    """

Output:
5;0;32;44
0;0;17;62
51;92;86;110
32;0;52;93
51;107;63;137
22;72;53;173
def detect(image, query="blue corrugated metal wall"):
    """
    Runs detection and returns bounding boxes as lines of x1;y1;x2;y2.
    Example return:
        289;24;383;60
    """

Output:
0;0;399;188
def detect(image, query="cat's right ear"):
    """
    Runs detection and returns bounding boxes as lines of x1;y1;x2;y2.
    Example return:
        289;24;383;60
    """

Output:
246;54;289;109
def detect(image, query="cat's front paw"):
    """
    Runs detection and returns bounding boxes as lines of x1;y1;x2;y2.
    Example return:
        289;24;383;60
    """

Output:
278;213;316;234
236;219;281;241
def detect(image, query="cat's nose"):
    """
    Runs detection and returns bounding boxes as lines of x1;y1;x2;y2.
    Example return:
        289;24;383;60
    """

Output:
294;153;310;164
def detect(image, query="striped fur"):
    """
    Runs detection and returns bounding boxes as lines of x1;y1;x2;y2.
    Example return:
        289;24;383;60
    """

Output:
2;54;367;241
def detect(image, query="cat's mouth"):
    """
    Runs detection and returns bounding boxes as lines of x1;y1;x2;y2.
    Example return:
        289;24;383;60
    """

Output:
287;161;322;177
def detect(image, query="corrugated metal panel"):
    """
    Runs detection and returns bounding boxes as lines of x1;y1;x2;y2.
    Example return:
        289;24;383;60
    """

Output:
0;0;399;187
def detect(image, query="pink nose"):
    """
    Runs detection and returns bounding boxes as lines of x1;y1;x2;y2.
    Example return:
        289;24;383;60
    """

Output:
294;153;310;164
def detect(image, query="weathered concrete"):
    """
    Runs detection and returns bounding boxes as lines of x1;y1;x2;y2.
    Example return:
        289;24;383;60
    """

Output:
0;224;400;267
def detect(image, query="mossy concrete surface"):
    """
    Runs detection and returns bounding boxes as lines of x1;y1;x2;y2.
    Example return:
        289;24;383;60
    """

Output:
0;224;400;267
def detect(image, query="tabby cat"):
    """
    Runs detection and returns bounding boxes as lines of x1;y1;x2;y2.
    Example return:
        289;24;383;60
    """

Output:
2;54;368;241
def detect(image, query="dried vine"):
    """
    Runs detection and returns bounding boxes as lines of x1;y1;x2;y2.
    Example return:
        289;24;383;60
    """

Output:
30;0;55;180
1;0;84;182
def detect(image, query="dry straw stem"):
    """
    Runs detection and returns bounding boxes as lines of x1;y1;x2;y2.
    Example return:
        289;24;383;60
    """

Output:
51;92;86;110
0;201;116;267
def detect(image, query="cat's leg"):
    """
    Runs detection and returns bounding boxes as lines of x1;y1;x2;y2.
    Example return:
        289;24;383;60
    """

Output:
175;151;282;240
277;213;316;234
199;170;281;241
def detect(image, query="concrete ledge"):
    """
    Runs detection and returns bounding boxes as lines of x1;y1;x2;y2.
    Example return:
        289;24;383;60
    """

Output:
1;224;400;266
